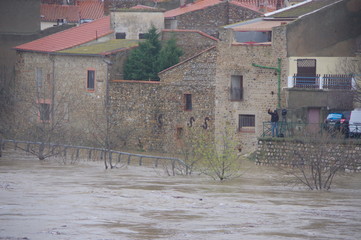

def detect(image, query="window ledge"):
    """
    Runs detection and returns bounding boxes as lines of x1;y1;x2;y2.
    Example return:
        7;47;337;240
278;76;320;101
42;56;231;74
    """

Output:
239;128;255;133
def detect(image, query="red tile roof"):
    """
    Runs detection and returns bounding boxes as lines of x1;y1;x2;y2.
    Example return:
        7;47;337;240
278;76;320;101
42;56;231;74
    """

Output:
41;4;80;22
229;1;269;13
164;0;271;18
15;16;113;53
78;1;104;20
165;0;222;18
40;1;104;22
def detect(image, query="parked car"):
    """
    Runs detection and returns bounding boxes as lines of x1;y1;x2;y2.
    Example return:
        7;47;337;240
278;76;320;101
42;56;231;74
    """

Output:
348;109;361;138
323;111;350;137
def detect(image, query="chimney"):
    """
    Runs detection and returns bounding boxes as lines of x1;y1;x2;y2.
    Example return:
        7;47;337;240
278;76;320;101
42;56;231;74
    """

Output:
180;0;186;7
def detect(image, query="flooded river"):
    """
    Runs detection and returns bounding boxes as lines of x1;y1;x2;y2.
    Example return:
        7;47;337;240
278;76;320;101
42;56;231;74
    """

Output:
1;149;361;240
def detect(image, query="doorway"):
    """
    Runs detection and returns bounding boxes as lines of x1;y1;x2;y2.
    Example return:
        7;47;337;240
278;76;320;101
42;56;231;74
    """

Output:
307;108;321;133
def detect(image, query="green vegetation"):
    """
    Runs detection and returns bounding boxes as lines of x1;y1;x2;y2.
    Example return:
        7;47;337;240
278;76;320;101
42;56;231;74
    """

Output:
59;39;140;55
124;26;183;81
178;126;241;181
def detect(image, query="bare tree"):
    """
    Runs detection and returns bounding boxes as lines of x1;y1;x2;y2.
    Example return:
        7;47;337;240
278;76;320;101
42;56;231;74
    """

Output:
9;67;84;160
85;92;137;169
275;131;354;190
0;65;16;141
335;57;361;106
193;126;241;181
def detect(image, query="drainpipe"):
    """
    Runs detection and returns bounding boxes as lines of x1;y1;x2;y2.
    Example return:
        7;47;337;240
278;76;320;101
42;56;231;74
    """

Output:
252;58;282;109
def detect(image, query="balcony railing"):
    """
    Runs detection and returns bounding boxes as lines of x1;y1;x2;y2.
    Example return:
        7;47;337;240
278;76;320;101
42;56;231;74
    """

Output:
288;74;354;90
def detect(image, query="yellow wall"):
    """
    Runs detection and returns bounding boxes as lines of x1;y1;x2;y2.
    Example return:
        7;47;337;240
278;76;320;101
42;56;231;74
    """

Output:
288;57;358;76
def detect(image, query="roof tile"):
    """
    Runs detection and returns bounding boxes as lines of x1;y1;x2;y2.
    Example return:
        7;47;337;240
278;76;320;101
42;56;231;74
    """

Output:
78;1;104;20
165;0;222;18
41;1;104;22
41;4;80;22
15;16;113;53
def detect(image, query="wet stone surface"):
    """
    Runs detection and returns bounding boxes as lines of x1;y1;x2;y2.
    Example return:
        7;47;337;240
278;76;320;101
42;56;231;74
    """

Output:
1;150;361;240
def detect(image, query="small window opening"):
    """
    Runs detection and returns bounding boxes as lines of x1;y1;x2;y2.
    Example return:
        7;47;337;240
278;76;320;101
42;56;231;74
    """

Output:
87;70;95;90
184;94;192;111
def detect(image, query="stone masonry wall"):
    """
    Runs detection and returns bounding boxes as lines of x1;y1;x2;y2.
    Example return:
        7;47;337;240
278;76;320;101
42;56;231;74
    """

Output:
256;138;361;172
174;2;262;38
14;52;108;146
213;23;288;153
161;30;218;61
228;4;262;25
109;47;218;152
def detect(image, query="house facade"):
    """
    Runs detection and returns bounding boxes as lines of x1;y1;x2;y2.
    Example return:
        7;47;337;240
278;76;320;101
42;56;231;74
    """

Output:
111;9;165;40
164;0;265;38
214;0;361;151
157;0;361;153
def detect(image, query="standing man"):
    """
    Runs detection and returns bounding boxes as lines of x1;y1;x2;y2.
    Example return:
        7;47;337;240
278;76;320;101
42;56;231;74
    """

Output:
268;109;279;137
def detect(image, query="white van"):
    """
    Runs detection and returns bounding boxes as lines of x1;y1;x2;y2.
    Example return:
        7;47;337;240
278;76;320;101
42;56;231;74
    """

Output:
348;109;361;138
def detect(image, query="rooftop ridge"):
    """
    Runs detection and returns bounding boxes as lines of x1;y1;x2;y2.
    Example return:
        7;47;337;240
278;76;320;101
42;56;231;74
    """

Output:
162;29;220;42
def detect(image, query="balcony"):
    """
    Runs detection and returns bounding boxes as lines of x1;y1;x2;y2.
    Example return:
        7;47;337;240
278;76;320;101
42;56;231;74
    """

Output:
288;74;354;90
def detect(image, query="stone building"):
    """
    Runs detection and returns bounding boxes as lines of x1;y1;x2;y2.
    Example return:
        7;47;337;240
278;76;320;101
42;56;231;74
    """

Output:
161;29;219;60
13;16;117;144
213;0;361;151
164;0;267;38
111;8;165;40
12;0;360;155
12;12;220;151
150;0;361;153
109;46;218;152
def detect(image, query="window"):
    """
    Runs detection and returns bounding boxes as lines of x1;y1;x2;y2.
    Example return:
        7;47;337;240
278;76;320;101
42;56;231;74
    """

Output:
184;94;192;111
239;114;255;132
230;75;243;101
297;59;316;76
39;103;50;121
87;70;95;91
295;59;317;87
36;67;43;87
116;32;126;39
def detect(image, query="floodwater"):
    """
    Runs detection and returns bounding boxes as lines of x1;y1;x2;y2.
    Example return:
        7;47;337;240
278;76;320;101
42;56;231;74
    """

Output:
1;150;361;240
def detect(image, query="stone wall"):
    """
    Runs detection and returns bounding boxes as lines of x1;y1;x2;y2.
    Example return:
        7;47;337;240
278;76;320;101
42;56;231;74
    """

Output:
109;47;218;152
228;3;262;25
161;30;218;61
111;10;165;39
256;138;361;172
214;26;288;153
172;2;262;38
14;52;108;145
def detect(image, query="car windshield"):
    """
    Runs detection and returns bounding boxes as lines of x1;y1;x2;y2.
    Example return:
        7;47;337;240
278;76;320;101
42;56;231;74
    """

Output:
327;113;343;120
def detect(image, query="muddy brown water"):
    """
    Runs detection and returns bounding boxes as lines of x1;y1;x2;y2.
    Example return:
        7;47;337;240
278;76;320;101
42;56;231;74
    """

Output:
1;150;361;240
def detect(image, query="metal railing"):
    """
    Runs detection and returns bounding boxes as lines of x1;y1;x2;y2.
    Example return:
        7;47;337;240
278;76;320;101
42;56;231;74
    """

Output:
290;74;353;90
261;121;346;138
0;139;186;168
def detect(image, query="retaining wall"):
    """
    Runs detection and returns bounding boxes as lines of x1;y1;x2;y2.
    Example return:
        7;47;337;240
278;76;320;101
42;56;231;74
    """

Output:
256;138;361;172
